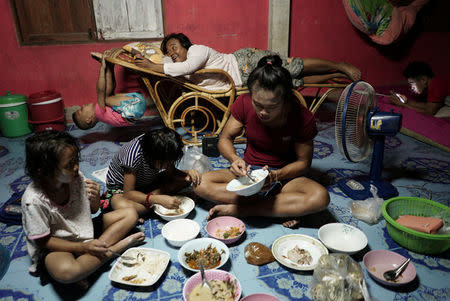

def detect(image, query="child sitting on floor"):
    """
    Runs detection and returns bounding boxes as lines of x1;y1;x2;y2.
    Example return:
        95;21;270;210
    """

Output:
72;52;149;129
103;127;202;216
22;130;145;284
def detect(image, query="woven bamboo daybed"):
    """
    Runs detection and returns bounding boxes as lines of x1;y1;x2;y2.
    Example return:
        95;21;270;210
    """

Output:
103;48;347;145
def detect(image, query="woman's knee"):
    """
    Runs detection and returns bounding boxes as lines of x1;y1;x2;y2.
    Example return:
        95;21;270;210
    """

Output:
313;184;330;209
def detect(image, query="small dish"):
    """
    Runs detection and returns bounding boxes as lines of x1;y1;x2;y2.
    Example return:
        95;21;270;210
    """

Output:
271;234;328;271
178;237;229;272
108;247;170;286
153;196;195;221
183;269;241;301
241;293;282;301
363;250;416;286
162;219;200;247
206;216;245;245
226;169;269;196
318;223;368;254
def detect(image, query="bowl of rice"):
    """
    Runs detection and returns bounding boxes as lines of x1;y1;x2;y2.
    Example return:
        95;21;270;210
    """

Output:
162;219;200;247
225;169;269;196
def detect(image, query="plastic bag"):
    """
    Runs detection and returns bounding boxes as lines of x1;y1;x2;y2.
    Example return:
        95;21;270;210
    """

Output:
434;209;450;235
244;242;275;266
177;145;212;173
349;184;384;224
311;254;365;301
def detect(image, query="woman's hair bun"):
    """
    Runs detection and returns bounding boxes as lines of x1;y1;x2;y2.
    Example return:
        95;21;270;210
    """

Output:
257;55;282;68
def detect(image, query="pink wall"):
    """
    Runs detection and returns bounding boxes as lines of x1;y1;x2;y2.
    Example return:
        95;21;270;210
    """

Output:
290;0;450;85
0;0;267;107
0;0;448;107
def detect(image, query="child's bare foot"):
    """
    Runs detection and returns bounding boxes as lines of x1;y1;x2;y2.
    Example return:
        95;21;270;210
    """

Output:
90;52;103;62
338;62;361;81
207;204;239;220
282;218;300;228
110;232;145;254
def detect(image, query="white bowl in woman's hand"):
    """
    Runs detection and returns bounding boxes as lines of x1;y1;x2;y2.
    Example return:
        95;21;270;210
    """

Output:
226;169;269;196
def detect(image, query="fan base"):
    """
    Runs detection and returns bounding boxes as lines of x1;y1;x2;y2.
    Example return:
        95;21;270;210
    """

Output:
338;178;399;200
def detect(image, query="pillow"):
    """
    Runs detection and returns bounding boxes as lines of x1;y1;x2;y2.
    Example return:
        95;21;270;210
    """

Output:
122;42;164;63
434;106;450;118
343;0;430;45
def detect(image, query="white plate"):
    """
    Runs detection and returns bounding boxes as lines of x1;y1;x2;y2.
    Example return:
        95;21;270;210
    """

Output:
271;234;328;271
154;196;195;221
109;247;170;286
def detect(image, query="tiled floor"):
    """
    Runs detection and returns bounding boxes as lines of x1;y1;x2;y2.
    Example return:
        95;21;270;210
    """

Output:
0;110;449;301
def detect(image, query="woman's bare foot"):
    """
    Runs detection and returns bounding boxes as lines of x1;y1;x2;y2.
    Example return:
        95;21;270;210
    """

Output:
90;52;103;62
282;219;300;228
338;62;361;81
109;232;145;254
207;204;239;220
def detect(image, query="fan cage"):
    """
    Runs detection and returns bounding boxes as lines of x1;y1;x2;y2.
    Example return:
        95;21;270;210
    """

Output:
335;81;376;162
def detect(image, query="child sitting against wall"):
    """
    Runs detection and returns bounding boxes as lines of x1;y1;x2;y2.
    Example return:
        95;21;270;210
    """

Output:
72;52;149;129
22;130;145;284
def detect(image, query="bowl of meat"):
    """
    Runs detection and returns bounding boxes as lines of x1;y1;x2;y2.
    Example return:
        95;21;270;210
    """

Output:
271;234;328;271
178;238;229;272
206;216;245;245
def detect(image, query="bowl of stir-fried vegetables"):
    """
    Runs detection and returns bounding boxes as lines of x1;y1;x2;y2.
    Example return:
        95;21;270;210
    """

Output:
178;238;229;272
206;216;246;245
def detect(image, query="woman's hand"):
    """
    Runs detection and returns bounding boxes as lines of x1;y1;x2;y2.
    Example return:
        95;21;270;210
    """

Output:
261;166;274;190
230;158;250;177
85;179;100;204
82;239;108;257
134;53;154;69
155;195;182;209
185;169;202;186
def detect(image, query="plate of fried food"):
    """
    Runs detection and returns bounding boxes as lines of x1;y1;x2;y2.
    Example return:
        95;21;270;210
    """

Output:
109;247;170;286
271;234;328;271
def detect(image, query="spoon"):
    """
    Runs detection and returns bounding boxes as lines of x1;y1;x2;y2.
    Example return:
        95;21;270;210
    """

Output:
246;172;257;183
199;261;212;291
358;278;371;301
383;258;411;281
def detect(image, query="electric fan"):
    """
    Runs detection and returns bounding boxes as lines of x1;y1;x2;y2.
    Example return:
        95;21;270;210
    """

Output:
335;81;402;200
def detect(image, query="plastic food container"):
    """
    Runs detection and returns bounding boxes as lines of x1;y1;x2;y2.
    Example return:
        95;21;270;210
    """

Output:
0;92;32;137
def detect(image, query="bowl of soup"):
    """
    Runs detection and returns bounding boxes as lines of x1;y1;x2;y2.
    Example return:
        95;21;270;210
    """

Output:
178;238;229;272
183;269;241;301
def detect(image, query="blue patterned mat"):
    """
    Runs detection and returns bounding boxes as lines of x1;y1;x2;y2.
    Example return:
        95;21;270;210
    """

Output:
0;111;449;301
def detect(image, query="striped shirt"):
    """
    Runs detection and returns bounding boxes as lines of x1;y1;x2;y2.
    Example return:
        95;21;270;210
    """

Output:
106;134;161;190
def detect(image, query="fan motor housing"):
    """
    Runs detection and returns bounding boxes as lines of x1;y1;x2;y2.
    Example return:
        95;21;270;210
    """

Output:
367;110;402;136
